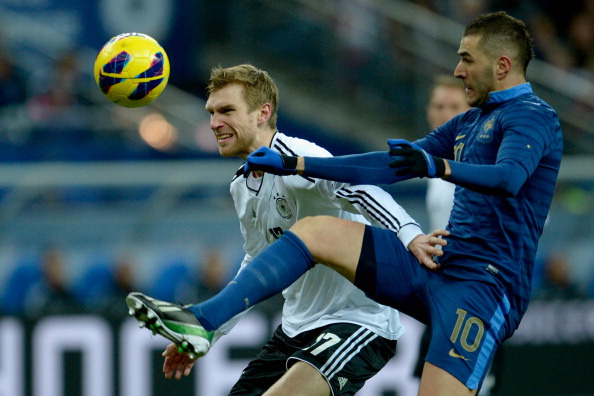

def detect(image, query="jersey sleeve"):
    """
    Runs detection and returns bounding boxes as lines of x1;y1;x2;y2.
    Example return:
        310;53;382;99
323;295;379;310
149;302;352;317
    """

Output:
283;170;424;249
333;184;423;248
446;159;528;196
447;105;557;196
303;151;414;185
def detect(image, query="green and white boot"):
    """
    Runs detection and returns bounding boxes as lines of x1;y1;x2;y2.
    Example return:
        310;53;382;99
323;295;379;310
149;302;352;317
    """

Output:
126;292;214;359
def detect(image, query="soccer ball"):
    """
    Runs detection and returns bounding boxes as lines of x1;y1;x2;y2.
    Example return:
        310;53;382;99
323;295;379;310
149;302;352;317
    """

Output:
94;32;170;108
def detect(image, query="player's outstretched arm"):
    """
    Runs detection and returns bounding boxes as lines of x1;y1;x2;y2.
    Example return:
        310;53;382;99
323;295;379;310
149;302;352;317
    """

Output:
245;146;415;185
395;138;534;197
162;343;198;380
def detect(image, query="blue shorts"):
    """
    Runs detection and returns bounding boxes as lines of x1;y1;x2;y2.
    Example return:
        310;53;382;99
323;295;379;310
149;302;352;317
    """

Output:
354;225;515;390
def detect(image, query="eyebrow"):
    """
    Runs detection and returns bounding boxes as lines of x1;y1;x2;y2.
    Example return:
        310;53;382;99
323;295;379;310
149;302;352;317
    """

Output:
206;103;234;112
218;104;235;112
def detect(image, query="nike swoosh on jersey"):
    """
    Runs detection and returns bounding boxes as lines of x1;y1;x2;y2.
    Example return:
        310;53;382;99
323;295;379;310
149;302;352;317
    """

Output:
455;134;467;141
449;348;469;360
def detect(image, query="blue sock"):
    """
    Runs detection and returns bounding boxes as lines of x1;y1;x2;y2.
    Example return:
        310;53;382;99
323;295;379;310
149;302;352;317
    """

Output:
188;230;315;330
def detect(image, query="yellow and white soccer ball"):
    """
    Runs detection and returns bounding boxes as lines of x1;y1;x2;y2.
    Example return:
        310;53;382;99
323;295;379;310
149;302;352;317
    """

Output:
94;32;170;108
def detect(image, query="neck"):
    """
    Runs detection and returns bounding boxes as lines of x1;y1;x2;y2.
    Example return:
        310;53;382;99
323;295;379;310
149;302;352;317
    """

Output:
238;128;276;161
495;73;526;92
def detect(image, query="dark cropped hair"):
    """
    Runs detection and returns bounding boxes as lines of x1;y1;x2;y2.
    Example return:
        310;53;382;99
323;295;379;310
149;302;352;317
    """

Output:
464;11;535;74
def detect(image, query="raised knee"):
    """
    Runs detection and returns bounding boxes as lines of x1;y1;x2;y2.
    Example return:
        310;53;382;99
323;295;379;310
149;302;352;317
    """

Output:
290;216;330;234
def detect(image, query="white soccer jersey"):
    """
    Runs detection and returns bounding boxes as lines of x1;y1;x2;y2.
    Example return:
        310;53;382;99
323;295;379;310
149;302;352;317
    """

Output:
221;132;422;341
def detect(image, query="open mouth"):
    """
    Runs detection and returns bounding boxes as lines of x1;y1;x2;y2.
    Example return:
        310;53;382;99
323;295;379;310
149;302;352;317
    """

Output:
216;133;233;143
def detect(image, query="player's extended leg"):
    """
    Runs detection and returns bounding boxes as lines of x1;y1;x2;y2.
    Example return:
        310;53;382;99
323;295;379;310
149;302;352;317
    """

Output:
290;215;366;283
126;216;366;358
189;215;367;331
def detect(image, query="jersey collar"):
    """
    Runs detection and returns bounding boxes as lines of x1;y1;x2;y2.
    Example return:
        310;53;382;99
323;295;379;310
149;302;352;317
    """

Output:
485;82;532;105
269;130;281;148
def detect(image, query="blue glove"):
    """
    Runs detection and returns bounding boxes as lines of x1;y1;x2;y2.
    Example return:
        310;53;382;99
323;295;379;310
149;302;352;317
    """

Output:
388;139;445;178
244;146;298;177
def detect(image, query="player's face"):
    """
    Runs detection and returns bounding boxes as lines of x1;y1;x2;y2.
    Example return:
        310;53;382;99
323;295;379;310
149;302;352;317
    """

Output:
205;83;265;159
426;85;470;129
454;35;496;108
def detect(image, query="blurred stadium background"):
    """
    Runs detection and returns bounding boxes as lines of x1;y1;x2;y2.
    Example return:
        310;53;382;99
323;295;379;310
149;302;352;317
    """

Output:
0;0;592;395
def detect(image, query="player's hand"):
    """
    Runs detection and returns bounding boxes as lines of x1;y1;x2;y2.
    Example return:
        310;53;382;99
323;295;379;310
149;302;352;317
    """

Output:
162;343;199;380
407;229;449;270
244;147;298;177
388;139;445;178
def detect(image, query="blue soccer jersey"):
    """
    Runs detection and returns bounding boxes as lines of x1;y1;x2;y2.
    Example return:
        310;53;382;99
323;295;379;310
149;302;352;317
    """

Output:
282;83;562;324
415;83;563;320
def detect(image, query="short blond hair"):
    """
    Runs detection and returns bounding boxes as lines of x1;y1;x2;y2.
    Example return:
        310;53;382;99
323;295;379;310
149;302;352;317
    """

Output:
207;64;279;129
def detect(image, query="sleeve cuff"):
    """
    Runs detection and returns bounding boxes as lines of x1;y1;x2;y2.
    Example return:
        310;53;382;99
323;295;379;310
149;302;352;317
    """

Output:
397;223;423;249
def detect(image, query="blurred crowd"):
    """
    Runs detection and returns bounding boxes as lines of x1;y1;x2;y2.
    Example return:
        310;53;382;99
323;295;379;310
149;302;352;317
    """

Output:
0;44;203;162
0;246;239;319
1;243;592;319
0;46;136;162
0;0;592;161
412;0;594;76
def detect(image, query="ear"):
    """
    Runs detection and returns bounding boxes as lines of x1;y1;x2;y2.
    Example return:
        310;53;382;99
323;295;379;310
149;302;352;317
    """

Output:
495;56;512;80
257;103;272;125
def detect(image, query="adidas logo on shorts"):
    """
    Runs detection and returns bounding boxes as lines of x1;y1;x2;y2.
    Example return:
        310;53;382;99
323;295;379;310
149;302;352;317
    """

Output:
338;377;348;390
